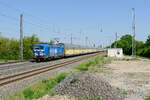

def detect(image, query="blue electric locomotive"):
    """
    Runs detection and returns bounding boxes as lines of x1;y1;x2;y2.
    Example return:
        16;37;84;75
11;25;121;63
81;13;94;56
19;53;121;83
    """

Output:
33;43;65;61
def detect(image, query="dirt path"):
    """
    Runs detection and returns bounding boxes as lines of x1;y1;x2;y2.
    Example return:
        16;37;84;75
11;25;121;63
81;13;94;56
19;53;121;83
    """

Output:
100;59;150;100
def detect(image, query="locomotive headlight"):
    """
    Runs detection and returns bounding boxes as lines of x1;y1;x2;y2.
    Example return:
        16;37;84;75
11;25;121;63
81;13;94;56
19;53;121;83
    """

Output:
40;53;45;56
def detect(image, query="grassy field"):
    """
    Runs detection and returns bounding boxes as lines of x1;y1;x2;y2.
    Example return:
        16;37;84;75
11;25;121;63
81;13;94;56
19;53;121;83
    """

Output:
76;56;111;72
0;59;9;63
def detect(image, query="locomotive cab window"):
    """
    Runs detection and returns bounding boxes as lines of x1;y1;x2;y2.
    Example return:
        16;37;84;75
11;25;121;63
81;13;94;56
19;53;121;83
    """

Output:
35;46;44;50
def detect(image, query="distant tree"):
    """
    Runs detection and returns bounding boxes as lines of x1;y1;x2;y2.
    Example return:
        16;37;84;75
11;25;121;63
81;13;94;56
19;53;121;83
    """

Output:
0;37;9;59
120;34;133;44
117;40;132;55
111;34;133;55
8;39;20;60
48;40;54;45
30;34;40;49
0;34;41;60
136;35;150;58
145;35;150;47
23;34;40;59
136;41;144;50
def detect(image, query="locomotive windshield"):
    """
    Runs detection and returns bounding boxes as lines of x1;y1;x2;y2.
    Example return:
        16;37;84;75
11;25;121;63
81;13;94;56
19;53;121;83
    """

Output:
34;46;44;50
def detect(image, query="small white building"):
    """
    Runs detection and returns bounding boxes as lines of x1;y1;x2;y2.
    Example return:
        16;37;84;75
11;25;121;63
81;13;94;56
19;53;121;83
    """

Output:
107;48;123;58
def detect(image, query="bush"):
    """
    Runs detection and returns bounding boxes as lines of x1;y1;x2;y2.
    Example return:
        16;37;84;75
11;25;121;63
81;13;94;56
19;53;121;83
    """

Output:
23;88;34;100
55;73;68;83
22;73;68;100
76;65;89;71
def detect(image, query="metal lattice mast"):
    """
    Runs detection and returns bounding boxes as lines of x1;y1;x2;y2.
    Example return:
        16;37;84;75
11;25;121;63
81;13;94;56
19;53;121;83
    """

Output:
71;33;72;45
20;14;23;61
132;8;136;57
115;32;118;48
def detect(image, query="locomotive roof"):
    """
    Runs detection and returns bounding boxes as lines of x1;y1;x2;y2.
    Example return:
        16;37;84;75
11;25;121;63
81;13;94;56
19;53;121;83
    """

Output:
34;44;49;46
34;43;97;49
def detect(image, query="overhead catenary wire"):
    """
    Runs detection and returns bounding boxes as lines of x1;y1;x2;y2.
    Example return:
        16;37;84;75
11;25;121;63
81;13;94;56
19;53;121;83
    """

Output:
0;1;62;36
0;12;52;35
0;0;53;28
0;1;98;45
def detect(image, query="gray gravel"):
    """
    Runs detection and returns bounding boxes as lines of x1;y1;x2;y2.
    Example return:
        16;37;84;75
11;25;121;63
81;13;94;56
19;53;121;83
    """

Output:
0;54;100;100
95;64;150;100
52;71;124;100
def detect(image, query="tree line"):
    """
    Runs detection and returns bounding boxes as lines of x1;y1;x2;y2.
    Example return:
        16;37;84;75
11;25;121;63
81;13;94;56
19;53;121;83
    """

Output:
1;33;150;60
111;34;150;58
0;34;40;60
0;34;55;60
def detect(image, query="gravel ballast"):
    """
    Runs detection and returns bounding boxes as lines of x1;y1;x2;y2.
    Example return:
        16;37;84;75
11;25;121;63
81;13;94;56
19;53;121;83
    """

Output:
0;54;100;100
52;71;124;100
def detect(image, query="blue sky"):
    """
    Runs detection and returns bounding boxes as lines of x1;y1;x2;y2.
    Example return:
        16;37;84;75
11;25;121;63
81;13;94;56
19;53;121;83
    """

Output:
0;0;150;47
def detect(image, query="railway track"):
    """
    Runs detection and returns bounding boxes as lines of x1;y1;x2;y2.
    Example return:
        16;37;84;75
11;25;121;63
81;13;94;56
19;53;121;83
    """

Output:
0;53;100;71
0;55;87;71
0;52;105;87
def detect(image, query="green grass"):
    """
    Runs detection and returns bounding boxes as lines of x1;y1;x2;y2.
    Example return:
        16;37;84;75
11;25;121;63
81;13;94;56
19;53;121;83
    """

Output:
0;59;8;63
78;97;101;100
0;59;19;63
76;56;112;73
116;87;120;91
137;56;150;60
145;96;150;100
71;77;78;83
76;56;106;71
5;73;68;100
121;58;138;61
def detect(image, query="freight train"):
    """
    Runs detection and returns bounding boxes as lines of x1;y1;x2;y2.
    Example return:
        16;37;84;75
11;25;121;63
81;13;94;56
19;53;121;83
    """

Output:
33;43;98;62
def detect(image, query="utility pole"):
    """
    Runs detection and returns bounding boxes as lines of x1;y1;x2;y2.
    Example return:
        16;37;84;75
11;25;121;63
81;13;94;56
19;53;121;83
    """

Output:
110;40;111;48
132;8;136;57
85;36;88;47
115;32;118;48
71;33;72;45
20;14;23;61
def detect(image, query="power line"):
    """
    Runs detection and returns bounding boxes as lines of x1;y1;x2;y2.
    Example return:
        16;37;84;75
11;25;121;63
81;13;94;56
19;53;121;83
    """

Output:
0;1;96;45
0;1;53;28
0;12;52;34
0;0;60;35
0;12;19;21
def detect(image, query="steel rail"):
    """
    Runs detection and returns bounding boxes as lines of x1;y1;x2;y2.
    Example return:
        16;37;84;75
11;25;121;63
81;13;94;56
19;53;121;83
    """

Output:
0;52;105;87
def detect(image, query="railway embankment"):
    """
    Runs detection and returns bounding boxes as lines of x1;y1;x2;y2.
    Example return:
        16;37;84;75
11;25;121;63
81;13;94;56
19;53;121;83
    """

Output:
1;53;103;100
4;55;150;100
38;57;150;100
